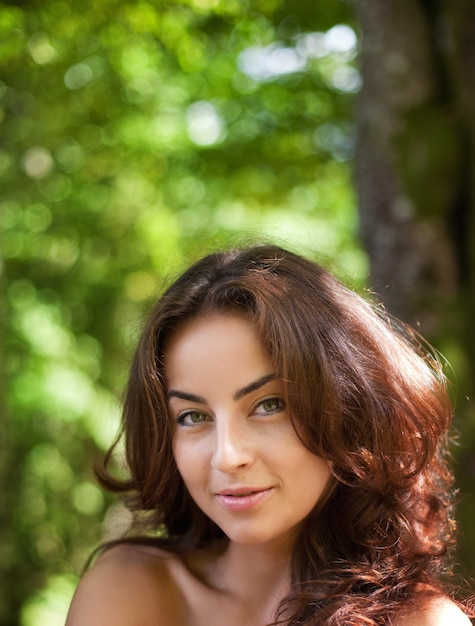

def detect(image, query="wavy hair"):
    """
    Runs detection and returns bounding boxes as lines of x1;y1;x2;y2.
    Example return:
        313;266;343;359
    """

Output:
97;244;466;624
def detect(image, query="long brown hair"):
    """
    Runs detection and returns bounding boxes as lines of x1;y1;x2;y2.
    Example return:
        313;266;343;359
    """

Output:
98;244;469;624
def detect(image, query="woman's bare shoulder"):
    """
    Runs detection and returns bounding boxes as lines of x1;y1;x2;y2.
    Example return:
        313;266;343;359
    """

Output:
66;543;186;626
398;596;472;626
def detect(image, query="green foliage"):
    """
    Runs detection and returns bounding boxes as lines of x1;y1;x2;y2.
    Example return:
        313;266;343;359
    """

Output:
0;1;365;623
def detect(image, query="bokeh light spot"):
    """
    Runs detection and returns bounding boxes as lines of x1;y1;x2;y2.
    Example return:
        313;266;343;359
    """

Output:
21;147;54;179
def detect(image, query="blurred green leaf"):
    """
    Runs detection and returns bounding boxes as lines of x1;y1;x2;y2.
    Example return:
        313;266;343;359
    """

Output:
0;1;366;623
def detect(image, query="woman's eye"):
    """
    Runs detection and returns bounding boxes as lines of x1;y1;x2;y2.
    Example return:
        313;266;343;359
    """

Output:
254;397;284;416
176;411;209;426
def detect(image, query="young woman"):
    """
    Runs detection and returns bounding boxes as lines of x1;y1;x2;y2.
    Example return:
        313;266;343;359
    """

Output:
66;244;473;625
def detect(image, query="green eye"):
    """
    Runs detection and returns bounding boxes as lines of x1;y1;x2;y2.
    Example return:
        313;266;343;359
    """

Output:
255;397;284;415
177;411;209;426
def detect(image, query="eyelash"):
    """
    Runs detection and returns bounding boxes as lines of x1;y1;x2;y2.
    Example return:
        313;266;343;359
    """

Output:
175;397;285;427
176;410;210;427
253;397;285;416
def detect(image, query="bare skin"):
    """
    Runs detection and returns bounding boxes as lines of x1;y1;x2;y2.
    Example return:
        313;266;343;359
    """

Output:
66;541;471;626
66;540;292;626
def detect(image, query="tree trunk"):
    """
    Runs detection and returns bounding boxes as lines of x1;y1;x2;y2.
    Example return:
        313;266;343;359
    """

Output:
355;0;475;573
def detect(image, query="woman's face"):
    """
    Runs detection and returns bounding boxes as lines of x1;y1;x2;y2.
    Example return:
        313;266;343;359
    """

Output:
165;312;332;549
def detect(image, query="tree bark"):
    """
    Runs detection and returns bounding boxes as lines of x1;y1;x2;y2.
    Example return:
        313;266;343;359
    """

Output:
354;0;462;336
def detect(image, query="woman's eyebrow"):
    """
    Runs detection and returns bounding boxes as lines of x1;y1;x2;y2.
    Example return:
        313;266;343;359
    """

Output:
168;373;277;404
168;390;206;403
233;373;277;401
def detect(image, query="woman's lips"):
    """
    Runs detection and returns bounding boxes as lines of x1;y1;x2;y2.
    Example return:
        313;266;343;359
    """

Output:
215;487;273;511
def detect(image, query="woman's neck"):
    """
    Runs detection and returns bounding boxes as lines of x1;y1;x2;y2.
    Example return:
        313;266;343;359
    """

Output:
204;537;294;620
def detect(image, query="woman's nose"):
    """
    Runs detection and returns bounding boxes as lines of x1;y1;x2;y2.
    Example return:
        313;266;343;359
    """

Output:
210;417;255;473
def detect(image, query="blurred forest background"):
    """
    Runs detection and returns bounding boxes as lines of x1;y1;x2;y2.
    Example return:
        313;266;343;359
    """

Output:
1;0;474;624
